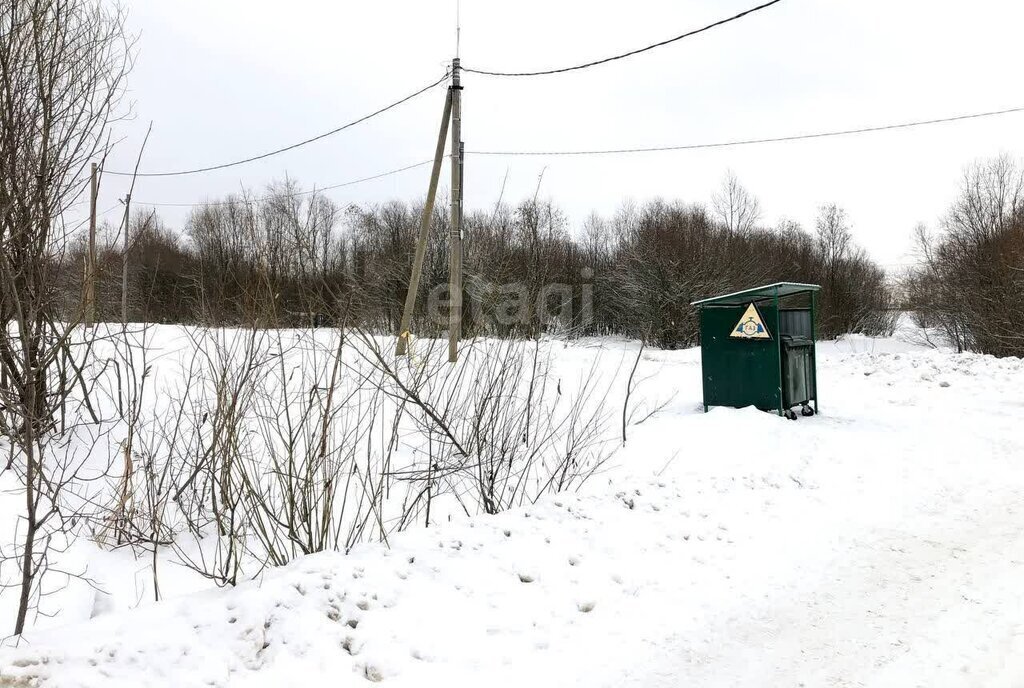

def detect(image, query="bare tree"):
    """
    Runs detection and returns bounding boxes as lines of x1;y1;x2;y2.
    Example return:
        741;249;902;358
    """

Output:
813;203;895;337
712;170;762;233
0;0;132;635
907;156;1024;356
815;203;853;271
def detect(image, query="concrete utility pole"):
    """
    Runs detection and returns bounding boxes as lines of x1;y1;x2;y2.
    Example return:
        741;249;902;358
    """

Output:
84;162;98;327
448;57;463;363
396;89;453;355
121;192;131;324
395;57;464;361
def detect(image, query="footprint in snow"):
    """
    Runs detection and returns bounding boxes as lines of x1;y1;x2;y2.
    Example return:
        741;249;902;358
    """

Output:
362;664;384;682
341;636;360;655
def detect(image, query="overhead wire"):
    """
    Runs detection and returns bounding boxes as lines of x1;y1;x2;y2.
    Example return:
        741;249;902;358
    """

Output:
135;158;436;208
466;105;1024;157
107;2;1021;210
104;72;450;178
463;0;783;77
131;105;1024;208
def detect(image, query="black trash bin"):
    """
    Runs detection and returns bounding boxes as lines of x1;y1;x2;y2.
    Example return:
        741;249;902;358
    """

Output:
781;335;815;413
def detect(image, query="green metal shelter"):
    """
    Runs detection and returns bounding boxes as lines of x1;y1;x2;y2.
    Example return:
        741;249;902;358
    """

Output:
692;282;821;419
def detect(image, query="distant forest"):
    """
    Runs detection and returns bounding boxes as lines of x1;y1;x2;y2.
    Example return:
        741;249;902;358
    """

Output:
73;158;1022;356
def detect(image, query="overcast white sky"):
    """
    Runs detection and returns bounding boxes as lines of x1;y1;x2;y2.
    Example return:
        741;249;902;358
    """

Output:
99;0;1024;269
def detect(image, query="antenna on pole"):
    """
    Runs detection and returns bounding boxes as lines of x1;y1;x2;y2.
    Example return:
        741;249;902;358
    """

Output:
456;0;461;58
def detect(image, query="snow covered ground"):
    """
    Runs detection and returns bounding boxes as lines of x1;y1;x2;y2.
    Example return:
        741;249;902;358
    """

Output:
2;330;1024;687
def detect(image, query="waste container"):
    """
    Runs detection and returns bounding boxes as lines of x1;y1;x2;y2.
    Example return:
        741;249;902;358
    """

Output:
691;282;820;419
781;335;814;410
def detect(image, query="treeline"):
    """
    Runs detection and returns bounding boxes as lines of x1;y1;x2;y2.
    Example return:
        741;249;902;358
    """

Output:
74;173;897;348
904;155;1024;357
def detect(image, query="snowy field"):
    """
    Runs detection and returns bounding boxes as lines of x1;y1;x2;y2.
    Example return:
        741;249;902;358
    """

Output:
2;327;1024;687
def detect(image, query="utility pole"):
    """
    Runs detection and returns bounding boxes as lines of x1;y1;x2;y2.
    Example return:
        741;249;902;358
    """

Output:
121;192;131;324
459;140;465;241
395;56;464;361
448;57;463;363
396;89;453;355
84;162;98;327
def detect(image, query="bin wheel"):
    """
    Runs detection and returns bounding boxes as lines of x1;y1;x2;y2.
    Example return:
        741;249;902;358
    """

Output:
785;409;798;421
801;405;815;417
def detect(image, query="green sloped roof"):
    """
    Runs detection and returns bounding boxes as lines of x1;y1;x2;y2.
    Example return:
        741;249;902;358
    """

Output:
690;282;821;307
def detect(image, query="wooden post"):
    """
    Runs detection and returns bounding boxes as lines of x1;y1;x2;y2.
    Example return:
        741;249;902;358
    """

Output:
448;58;463;363
396;89;453;355
84;162;98;326
121;193;131;324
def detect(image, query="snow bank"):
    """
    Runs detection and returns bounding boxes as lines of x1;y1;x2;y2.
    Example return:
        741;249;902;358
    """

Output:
3;334;1024;687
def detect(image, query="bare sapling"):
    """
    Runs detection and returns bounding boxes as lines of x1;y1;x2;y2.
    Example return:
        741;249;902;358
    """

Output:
0;0;133;635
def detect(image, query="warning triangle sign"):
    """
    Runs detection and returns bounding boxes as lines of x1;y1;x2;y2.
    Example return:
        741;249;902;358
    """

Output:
730;303;771;340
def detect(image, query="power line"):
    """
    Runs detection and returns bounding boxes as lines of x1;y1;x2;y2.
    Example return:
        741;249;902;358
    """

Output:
466;105;1024;156
105;73;449;178
136;158;435;208
131;104;1024;208
464;0;783;77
